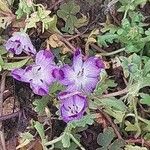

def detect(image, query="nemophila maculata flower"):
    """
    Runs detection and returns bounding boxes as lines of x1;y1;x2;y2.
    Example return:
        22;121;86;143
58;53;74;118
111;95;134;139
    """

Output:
5;32;36;55
61;49;104;93
58;91;88;123
11;50;62;95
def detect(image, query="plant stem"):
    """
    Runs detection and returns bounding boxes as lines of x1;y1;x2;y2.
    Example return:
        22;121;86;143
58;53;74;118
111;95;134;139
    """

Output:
44;134;64;146
69;134;85;150
126;113;150;125
2;56;32;60
141;36;150;43
123;9;128;19
132;98;141;138
99;109;123;139
96;47;125;56
92;87;128;99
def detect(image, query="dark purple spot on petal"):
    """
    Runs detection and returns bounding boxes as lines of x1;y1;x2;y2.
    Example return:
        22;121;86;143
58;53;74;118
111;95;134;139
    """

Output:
52;68;64;80
59;69;65;79
74;49;80;56
17;43;21;48
38;67;41;71
95;59;104;69
28;47;36;55
38;88;47;95
9;48;15;53
40;79;43;83
12;74;21;80
26;66;32;72
28;47;31;51
43;50;52;58
15;40;21;43
59;91;69;99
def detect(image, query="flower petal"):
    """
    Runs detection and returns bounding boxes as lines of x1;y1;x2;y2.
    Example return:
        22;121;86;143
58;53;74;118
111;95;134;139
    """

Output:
5;32;36;55
59;92;87;122
81;77;99;93
11;66;33;82
15;32;36;55
52;68;65;80
30;82;49;96
73;49;83;72
35;50;54;67
83;57;104;78
11;68;25;81
61;65;76;85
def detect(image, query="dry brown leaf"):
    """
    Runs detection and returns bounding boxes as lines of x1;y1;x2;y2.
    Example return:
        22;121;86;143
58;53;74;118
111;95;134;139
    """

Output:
47;34;70;54
17;139;43;150
0;0;12;14
3;96;19;115
12;19;26;29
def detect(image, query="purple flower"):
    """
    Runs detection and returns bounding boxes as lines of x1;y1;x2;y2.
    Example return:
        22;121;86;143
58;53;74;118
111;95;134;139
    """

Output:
5;32;36;55
58;91;88;122
61;49;104;93
11;50;57;95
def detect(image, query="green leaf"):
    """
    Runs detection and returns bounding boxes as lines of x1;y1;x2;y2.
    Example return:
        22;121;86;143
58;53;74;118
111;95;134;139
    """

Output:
49;82;65;94
0;46;7;55
139;93;150;106
97;127;115;147
61;133;71;148
0;55;4;65
74;14;88;28
97;33;118;47
143;59;150;76
125;121;139;132
55;134;80;150
94;97;127;111
109;139;125;150
45;15;60;33
26;11;40;29
3;58;29;70
95;78;117;95
15;0;33;19
16;132;34;149
57;0;80;34
125;145;148;150
20;132;34;141
104;108;126;123
33;96;50;114
139;77;150;89
34;121;46;140
71;114;96;128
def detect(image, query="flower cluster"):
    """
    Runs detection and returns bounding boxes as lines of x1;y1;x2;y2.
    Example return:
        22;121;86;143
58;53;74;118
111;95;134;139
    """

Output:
7;32;104;122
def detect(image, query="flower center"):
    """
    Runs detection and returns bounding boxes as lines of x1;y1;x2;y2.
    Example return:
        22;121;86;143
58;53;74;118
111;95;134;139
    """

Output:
77;68;84;77
31;66;43;80
68;104;79;115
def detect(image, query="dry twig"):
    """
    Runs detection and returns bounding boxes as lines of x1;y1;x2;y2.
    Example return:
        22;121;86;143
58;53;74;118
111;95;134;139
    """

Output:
99;109;123;140
126;138;150;148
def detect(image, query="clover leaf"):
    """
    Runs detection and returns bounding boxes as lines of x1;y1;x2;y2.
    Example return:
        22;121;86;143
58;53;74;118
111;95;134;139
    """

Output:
57;1;80;34
96;127;125;150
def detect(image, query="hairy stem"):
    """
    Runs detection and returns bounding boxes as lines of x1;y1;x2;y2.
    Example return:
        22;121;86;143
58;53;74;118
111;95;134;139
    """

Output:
97;47;125;56
92;87;128;99
69;134;85;150
132;98;141;138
